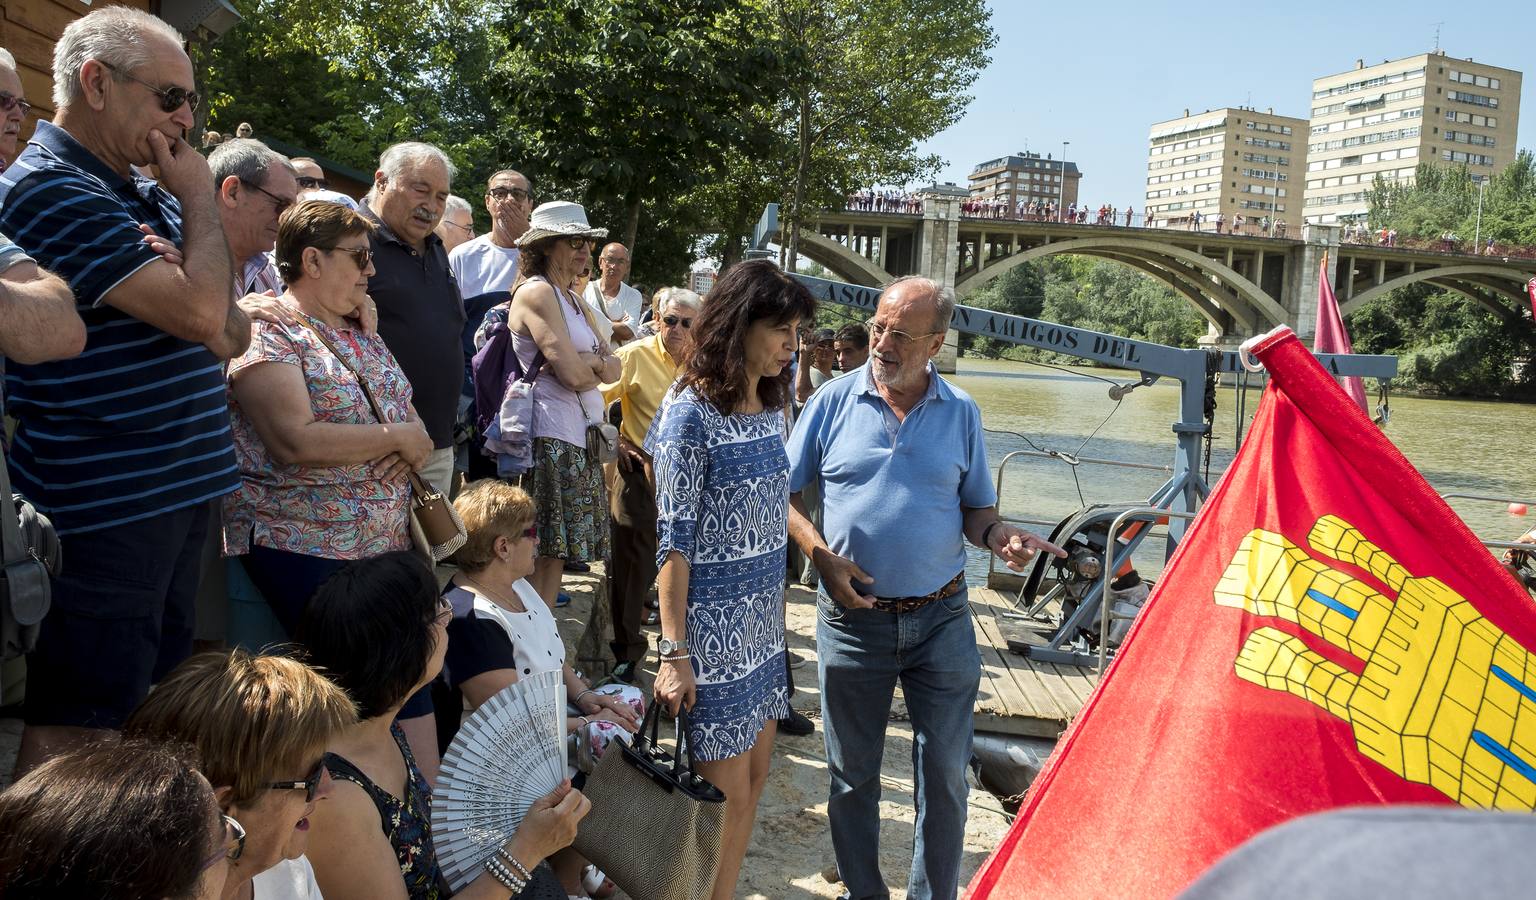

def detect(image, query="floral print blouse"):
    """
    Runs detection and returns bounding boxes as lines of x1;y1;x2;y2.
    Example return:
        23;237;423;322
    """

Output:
223;304;414;558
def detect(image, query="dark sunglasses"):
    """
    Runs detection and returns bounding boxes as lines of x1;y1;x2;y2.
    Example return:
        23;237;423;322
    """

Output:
98;61;199;114
566;236;595;250
488;187;533;203
322;245;373;271
268;759;327;803
0;91;32;118
240;179;292;216
296;175;329;190
200;814;246;871
661;315;693;329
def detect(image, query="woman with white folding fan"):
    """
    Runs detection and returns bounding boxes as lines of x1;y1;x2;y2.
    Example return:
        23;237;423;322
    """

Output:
296;552;588;899
441;478;639;897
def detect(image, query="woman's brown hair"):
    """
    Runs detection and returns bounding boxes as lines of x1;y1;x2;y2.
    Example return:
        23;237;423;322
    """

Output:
677;259;815;413
124;649;356;807
0;740;218;900
275;199;375;282
452;478;536;571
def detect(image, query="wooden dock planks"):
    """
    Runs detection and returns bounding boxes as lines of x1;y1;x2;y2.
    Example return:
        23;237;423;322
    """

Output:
969;586;1099;738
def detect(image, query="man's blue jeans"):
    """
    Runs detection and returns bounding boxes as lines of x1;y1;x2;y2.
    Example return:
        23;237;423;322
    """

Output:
817;587;982;900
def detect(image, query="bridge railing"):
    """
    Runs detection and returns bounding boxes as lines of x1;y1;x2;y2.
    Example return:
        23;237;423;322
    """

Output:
1338;231;1536;261
833;198;1536;260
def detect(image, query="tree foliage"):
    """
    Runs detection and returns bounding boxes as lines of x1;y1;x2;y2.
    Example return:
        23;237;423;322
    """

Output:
1352;151;1536;398
776;0;996;267
1367;151;1536;245
200;0;999;288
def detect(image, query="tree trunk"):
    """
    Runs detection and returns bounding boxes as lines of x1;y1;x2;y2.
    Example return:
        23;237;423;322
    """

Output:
786;91;811;272
622;192;642;256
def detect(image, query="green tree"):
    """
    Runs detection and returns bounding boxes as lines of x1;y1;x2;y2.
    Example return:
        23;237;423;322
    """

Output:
776;0;996;269
489;0;789;253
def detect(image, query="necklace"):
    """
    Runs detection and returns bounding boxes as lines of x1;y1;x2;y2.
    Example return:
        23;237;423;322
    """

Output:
458;572;526;613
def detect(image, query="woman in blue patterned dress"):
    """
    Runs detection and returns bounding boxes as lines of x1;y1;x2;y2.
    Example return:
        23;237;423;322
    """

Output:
647;259;816;900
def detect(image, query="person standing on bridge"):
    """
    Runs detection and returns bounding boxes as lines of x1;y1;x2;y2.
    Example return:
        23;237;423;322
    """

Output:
786;276;1065;900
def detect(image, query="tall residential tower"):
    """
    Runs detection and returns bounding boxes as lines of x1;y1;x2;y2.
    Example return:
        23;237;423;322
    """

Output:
1145;108;1307;232
1304;51;1522;224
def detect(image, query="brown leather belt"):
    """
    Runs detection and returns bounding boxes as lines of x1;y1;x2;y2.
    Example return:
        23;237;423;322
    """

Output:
872;571;966;613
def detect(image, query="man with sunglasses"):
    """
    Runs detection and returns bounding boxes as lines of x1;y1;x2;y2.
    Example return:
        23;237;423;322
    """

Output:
290;157;329;192
599;286;700;681
209;138;298;298
786;276;1065;900
450;169;532;479
584;241;641;345
0;8;250;779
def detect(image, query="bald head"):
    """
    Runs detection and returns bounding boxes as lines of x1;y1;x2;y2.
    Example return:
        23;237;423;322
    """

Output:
597;242;631;284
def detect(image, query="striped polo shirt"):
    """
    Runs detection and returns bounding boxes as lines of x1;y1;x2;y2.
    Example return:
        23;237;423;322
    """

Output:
0;121;238;534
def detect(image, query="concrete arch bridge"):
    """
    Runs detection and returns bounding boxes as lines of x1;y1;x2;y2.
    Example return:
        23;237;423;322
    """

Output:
780;186;1536;349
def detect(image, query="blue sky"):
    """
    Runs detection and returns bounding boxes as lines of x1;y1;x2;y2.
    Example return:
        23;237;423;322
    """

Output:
917;0;1535;210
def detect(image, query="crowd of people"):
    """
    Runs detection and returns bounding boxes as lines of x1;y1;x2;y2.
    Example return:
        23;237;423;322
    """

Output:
0;8;1071;900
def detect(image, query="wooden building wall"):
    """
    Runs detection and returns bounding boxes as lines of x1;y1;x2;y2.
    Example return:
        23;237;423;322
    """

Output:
1;0;155;141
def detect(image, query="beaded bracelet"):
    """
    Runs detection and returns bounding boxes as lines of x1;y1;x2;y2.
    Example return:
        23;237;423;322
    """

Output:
660;652;692;662
498;849;534;883
484;855;527;893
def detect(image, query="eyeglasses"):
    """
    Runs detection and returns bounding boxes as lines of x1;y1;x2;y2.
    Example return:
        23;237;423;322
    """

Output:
868;321;941;346
661;315;693;329
566;237;595;250
322;245;373;271
98;61;199;114
488;187;533;203
0;92;32;118
200;814;246;871
296;175;330;190
268;758;328;804
240;179;292;216
442;219;474;235
600;256;629;266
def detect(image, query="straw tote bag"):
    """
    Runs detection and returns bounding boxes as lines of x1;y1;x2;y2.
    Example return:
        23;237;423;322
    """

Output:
573;702;726;900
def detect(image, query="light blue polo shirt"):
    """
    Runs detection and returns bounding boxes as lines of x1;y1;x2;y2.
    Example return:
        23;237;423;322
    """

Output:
787;362;997;598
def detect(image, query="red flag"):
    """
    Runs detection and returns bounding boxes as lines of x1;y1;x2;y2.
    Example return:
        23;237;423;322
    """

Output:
967;327;1536;900
1312;251;1369;412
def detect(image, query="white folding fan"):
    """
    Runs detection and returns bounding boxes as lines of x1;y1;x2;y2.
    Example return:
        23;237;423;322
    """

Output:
432;669;567;890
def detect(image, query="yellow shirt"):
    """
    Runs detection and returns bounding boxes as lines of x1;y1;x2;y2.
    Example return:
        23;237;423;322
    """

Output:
600;333;679;446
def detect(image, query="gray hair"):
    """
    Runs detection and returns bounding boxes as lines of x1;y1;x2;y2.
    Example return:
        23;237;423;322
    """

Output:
883;275;954;332
208;139;294;189
52;7;184;110
443;194;473;218
0;48;15;73
377;141;457;184
655;286;702;314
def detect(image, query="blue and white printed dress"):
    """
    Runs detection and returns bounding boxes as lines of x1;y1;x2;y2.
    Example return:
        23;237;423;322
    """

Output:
646;385;791;760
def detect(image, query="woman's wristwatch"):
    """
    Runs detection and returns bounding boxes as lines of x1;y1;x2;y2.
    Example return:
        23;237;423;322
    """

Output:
657;636;689;656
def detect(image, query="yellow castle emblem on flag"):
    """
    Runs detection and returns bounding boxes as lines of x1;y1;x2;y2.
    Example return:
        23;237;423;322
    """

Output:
1215;515;1536;811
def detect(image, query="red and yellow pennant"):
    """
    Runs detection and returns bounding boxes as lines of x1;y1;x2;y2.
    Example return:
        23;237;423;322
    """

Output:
967;328;1536;899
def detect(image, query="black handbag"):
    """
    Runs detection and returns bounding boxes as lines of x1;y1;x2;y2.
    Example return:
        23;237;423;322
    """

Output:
573;701;727;900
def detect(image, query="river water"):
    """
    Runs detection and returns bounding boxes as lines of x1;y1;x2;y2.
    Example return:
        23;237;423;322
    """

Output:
953;356;1536;585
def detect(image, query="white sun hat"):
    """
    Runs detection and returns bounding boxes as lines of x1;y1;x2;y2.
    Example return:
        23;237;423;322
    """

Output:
515;200;609;247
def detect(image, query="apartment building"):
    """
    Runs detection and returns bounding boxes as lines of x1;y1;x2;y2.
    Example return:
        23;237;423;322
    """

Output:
967;152;1082;209
1144;108;1307;231
1304;51;1522;224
